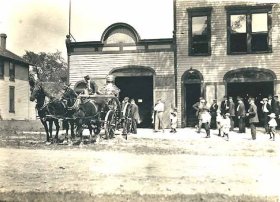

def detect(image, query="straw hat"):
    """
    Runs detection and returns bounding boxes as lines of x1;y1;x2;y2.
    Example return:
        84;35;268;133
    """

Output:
268;113;276;118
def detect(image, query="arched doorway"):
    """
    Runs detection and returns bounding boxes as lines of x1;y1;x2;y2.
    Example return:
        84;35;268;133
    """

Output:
182;69;203;127
111;66;154;128
224;68;276;126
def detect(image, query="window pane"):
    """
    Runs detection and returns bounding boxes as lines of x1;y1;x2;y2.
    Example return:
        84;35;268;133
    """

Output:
231;15;246;33
230;33;247;52
191;42;209;54
252;33;268;52
9;62;15;81
9;86;15;112
252;13;267;32
192;16;208;36
0;60;4;78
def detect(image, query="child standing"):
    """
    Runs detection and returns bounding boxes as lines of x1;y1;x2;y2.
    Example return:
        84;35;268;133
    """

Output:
268;113;278;141
216;109;223;136
222;113;231;141
201;107;211;138
170;108;178;133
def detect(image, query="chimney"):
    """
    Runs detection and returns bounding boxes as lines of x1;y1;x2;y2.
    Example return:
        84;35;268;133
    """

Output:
0;33;7;49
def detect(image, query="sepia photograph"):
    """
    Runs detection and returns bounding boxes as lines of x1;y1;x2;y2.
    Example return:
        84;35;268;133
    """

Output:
0;0;280;201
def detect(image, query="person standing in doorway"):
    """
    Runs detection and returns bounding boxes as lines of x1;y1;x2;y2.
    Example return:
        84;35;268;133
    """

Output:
154;99;165;132
236;97;246;133
210;99;218;129
220;96;229;116
228;97;235;131
246;98;259;140
130;99;140;134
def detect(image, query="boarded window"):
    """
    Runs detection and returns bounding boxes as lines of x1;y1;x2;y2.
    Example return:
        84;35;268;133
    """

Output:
9;86;15;113
0;59;4;79
9;62;15;81
188;8;212;56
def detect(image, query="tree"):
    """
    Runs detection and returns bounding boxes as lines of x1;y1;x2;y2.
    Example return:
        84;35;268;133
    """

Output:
23;50;68;83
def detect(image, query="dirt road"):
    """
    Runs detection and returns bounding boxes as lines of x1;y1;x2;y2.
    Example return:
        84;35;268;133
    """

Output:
0;128;279;201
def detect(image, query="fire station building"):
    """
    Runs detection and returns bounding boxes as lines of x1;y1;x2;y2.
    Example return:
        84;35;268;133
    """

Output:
67;0;280;128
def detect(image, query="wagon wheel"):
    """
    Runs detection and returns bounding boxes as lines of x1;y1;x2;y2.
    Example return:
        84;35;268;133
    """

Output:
104;110;117;139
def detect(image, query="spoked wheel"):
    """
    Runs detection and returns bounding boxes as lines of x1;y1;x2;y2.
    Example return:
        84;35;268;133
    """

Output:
104;110;117;139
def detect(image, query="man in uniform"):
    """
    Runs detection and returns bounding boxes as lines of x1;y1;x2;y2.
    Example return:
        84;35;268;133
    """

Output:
130;99;140;134
102;74;120;97
61;83;78;107
228;97;235;131
246;97;259;140
236;97;246;133
210;99;218;129
83;75;101;95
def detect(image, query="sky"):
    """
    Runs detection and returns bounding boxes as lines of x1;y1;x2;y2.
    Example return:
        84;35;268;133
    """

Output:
0;0;173;60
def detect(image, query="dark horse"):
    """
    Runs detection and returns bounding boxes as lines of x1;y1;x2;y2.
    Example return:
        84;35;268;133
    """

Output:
61;85;78;142
29;81;61;143
75;97;100;144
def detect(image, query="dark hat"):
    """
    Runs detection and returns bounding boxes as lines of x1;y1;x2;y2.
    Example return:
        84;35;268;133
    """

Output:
84;75;90;80
274;95;279;98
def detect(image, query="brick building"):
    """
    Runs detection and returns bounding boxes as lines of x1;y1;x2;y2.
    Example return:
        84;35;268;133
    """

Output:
175;1;280;127
67;0;280;128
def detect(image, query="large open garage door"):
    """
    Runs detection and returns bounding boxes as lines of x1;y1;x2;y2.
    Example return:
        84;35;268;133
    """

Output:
115;76;153;128
225;68;276;126
112;66;154;128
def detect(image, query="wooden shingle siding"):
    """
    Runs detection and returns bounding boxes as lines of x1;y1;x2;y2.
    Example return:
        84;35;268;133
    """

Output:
69;51;174;85
175;0;280;127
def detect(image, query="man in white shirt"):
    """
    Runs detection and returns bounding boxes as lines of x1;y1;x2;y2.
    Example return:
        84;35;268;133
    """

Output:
154;99;165;132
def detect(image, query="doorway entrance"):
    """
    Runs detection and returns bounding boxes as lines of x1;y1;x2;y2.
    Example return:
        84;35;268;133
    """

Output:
184;83;201;127
115;76;153;128
227;81;274;126
224;68;276;126
182;69;203;127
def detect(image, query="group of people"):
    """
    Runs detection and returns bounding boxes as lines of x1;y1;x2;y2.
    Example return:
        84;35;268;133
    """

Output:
120;97;140;135
193;95;280;141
